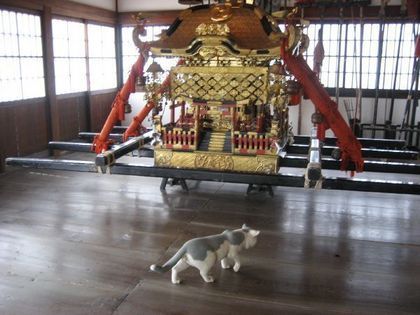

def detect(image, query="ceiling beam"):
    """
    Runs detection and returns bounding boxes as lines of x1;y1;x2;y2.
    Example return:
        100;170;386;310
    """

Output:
0;0;117;24
117;5;414;26
118;10;180;26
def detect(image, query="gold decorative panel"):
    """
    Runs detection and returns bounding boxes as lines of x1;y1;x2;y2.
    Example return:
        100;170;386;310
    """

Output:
196;23;230;36
171;66;268;105
195;153;234;170
154;149;279;174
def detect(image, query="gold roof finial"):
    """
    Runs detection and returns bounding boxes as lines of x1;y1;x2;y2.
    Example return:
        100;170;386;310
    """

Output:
211;1;233;22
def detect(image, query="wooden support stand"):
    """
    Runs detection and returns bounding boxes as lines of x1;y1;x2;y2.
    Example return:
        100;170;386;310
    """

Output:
246;184;274;197
160;178;189;192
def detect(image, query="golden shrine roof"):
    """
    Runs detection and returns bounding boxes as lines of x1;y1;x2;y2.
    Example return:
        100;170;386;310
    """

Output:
149;4;284;57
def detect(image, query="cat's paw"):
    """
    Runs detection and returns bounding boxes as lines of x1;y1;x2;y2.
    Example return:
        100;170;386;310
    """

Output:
172;279;182;284
205;276;214;283
233;264;240;272
221;263;231;269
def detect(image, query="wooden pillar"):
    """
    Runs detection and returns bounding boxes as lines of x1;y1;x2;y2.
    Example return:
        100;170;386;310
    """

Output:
115;24;124;89
256;106;263;133
298;99;302;135
41;5;60;146
180;101;185;123
194;101;200;145
0;149;4;173
170;101;175;124
231;105;236;130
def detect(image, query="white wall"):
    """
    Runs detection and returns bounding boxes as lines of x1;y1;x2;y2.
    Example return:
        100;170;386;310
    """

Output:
124;92;153;129
123;92;176;129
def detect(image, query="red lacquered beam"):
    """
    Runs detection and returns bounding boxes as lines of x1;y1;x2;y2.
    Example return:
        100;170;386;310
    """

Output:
282;41;364;172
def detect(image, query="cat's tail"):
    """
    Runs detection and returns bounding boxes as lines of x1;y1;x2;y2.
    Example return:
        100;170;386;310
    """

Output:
149;264;167;273
150;245;187;273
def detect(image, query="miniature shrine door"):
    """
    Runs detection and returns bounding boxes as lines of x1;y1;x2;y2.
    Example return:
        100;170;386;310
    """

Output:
207;101;236;132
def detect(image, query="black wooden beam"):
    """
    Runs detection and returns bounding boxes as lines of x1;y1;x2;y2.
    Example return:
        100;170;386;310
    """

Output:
5;158;419;195
281;155;420;174
321;176;420;195
78;132;123;142
112;126;128;133
5;157;97;172
293;135;406;149
286;144;418;160
109;164;420;195
48;141;93;152
95;131;153;166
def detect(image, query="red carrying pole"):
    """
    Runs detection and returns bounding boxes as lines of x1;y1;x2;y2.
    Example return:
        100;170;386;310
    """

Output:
282;43;364;172
92;53;147;153
123;70;171;141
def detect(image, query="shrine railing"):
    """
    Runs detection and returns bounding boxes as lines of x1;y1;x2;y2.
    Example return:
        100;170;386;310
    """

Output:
233;131;275;155
162;127;197;151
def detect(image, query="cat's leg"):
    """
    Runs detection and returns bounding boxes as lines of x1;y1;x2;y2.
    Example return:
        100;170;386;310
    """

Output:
171;258;189;284
199;268;214;283
198;253;217;283
221;257;232;269
228;247;241;272
231;254;241;272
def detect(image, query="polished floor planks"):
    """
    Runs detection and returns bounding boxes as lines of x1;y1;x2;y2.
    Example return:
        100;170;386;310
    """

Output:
0;167;420;314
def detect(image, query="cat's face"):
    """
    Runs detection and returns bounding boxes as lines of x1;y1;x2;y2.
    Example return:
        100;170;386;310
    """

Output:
243;228;260;249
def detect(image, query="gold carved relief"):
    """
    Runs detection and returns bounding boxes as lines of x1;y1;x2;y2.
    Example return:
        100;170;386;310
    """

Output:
199;47;228;59
196;23;230;36
255;156;276;174
154;150;278;174
211;116;232;131
171;66;268;104
195;153;234;171
155;150;173;167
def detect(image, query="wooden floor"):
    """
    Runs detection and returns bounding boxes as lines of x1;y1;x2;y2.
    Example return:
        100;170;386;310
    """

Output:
1;167;420;315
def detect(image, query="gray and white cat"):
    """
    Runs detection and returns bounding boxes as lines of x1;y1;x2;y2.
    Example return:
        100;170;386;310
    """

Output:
150;224;260;284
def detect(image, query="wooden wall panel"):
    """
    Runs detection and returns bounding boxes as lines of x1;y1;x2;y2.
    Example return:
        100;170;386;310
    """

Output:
14;100;49;155
56;94;89;141
89;90;117;132
0;91;117;172
0;0;117;172
0;99;49;172
0;106;14;172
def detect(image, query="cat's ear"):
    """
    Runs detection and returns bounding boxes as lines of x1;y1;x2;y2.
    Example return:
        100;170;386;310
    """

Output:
249;229;260;237
242;223;249;230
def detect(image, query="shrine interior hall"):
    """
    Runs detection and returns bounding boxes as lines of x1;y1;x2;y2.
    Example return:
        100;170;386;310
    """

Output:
0;0;420;314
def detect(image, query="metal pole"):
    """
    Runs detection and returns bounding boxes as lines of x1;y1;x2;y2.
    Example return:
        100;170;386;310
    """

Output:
388;24;404;123
372;22;386;138
355;6;364;124
401;24;419;141
409;59;419;145
341;23;349;89
372;0;388;138
416;122;420;148
335;6;343;104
